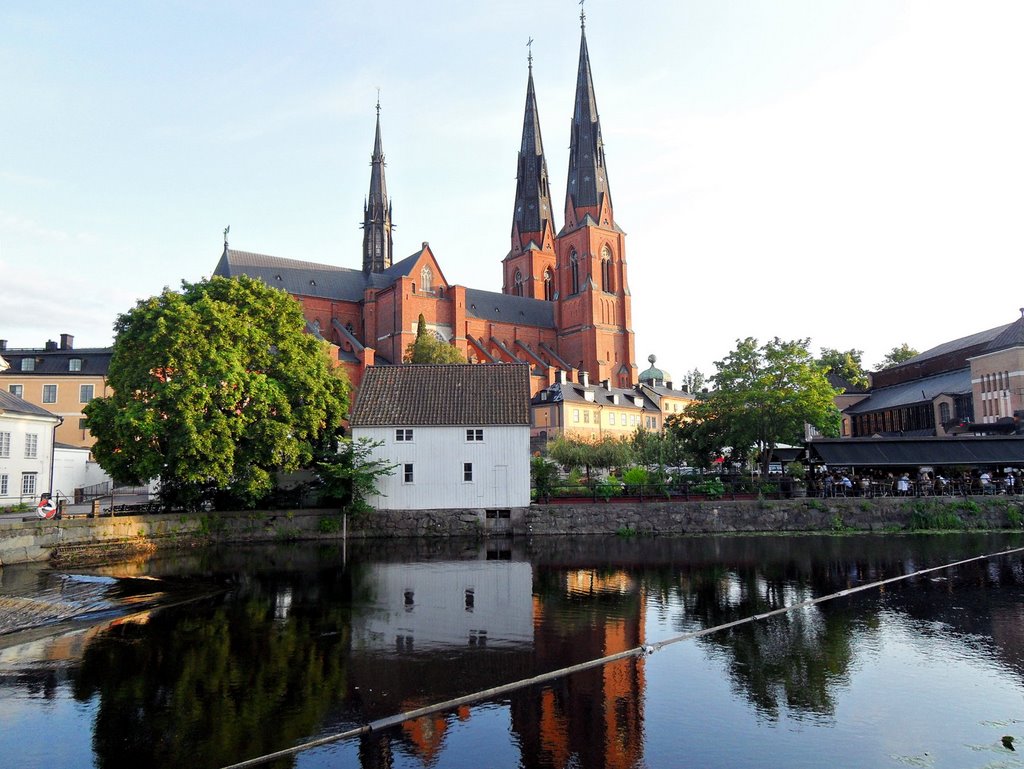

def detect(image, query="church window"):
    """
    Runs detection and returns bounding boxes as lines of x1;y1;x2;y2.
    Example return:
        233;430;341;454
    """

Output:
939;402;950;423
543;269;553;301
513;270;524;297
421;266;432;293
570;251;579;295
601;245;613;292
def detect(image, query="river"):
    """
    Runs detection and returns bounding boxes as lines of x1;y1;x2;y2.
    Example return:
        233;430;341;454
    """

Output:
1;532;1022;769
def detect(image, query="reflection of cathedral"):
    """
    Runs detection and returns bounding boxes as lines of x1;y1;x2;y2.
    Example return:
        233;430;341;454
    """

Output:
214;17;636;395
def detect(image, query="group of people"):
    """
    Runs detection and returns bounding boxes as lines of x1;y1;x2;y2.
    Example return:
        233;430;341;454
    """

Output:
816;469;1020;497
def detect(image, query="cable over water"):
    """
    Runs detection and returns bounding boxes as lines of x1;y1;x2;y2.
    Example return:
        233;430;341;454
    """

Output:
220;544;1024;769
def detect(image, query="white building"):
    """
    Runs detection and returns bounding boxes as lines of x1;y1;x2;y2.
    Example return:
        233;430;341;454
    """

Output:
0;390;62;507
350;364;532;510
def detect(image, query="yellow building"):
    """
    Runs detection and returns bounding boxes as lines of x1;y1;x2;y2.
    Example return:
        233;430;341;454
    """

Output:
0;335;111;449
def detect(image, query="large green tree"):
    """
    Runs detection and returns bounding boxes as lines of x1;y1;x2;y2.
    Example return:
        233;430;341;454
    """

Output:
816;347;869;390
676;337;841;475
85;275;350;510
875;343;918;370
404;313;466;363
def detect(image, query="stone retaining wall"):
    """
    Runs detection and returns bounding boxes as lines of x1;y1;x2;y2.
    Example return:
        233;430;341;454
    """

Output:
1;496;1021;566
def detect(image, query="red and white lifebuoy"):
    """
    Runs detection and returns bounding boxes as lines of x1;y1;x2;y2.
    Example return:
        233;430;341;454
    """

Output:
37;497;56;519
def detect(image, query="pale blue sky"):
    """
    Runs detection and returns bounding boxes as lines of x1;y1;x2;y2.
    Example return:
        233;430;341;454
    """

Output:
3;1;1023;378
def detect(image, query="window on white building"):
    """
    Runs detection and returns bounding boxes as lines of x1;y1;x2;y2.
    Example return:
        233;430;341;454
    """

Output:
573;409;580;423
0;432;9;458
403;463;414;483
0;474;7;496
609;413;615;425
466;429;484;442
42;384;57;403
464;462;473;482
21;473;37;496
395;429;413;442
25;434;38;459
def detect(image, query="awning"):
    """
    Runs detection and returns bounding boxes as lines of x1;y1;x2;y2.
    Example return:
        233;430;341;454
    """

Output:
805;437;1024;467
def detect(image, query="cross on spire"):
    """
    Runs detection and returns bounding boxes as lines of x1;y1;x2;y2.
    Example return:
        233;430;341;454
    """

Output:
375;87;381;115
579;0;586;28
527;37;534;70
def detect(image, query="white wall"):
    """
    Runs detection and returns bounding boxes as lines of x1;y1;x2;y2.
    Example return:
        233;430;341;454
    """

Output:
0;412;60;506
52;446;111;499
352;424;530;510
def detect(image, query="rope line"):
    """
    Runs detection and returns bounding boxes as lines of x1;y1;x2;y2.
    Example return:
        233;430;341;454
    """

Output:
220;544;1024;769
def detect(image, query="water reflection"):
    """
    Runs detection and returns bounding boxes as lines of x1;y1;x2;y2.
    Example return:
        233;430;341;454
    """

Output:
0;534;1021;769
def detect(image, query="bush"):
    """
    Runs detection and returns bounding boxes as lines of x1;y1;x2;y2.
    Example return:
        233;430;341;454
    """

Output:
694;477;725;499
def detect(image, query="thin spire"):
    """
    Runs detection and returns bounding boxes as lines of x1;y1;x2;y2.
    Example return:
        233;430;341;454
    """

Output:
565;17;613;222
579;0;586;29
511;51;554;251
362;96;393;273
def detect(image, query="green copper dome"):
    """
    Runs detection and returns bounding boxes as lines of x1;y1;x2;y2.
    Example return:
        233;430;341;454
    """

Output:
638;354;669;384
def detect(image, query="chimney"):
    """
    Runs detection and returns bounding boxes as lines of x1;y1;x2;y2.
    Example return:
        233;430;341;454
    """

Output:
60;333;74;350
45;340;58;352
556;370;567;385
580;371;590;388
601;378;611;390
0;340;6;351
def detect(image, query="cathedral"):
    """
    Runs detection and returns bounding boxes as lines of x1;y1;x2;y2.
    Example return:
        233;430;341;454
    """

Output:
215;18;636;395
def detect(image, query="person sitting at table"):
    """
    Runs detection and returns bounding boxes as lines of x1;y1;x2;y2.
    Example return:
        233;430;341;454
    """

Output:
840;474;853;494
896;473;911;495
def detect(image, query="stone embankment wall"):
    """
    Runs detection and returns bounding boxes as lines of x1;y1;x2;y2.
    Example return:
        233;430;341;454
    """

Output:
1;497;1021;566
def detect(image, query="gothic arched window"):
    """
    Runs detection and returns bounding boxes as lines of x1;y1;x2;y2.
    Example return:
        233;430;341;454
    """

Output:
543;269;554;301
513;270;524;297
421;266;433;293
570;251;579;295
601;245;613;293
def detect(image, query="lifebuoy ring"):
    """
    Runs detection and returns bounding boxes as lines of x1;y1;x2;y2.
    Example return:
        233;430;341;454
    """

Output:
37;498;56;519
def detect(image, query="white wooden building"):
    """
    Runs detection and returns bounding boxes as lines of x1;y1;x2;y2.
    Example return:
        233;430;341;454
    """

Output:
0;390;62;507
350;364;531;510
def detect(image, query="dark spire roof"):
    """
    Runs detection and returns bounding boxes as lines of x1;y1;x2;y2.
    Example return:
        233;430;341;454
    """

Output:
511;58;555;251
362;99;394;273
565;22;613;221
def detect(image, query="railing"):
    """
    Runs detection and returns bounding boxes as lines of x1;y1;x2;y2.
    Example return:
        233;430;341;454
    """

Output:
532;477;805;503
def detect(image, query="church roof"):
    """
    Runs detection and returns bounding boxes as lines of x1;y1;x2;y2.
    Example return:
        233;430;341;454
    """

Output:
982;312;1024;354
350;364;531;426
895;323;1010;368
844;368;972;415
464;288;555;328
638;354;670;385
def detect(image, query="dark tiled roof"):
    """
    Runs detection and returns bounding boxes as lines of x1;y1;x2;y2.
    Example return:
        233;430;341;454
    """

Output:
807;436;1024;467
215;249;374;302
532;381;654;411
464;288;555;328
897;323;1010;368
0;390;59;418
984;316;1024;354
350;364;531;426
0;348;112;377
844;368;972;415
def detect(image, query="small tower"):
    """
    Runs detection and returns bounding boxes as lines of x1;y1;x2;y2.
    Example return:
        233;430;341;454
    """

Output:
503;43;558;301
362;98;394;273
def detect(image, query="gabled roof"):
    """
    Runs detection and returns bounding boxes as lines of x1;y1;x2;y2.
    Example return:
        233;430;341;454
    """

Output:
983;314;1024;354
807;436;1024;467
0;390;60;419
897;323;1010;368
464;288;555;328
844;368;972;415
350;364;531;427
532;381;655;411
215;249;371;302
0;348;111;377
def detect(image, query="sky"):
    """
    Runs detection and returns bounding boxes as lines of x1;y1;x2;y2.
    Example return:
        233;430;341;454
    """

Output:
2;1;1023;379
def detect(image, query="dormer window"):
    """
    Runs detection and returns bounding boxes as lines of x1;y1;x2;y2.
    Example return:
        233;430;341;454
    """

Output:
21;359;34;372
69;358;82;372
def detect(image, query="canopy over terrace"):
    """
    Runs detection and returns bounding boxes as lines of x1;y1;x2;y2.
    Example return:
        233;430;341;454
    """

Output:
805;436;1024;470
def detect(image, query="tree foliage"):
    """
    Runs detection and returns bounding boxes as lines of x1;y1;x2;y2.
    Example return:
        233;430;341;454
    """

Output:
876;343;919;370
547;434;634;479
679;367;707;393
674;337;841;475
85;276;350;510
404;314;466;364
316;438;396;516
816;347;869;390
